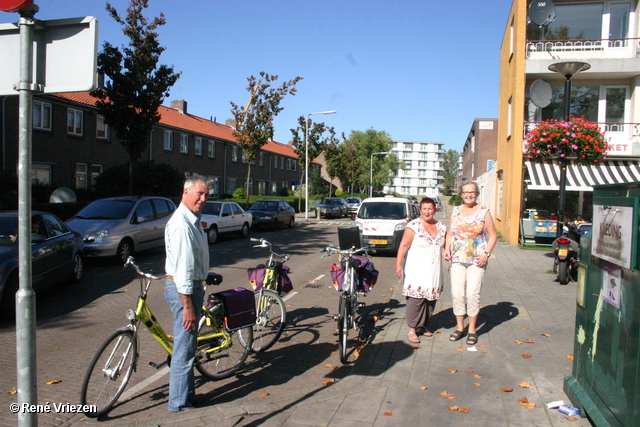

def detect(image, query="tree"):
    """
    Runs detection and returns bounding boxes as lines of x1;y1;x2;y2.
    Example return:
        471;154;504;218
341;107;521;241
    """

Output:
347;129;401;194
441;149;460;195
91;0;181;195
231;72;302;206
322;132;343;196
339;139;364;193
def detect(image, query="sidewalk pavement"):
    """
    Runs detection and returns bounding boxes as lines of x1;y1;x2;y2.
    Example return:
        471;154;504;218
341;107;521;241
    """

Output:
97;240;593;427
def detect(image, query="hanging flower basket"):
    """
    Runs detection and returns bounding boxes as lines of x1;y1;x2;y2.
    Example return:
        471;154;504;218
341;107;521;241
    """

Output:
524;117;608;166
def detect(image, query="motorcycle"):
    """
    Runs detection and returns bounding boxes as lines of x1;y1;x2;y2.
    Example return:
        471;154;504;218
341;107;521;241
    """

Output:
552;221;580;284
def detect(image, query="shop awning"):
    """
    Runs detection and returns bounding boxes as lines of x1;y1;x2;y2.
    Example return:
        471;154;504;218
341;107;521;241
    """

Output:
524;160;640;191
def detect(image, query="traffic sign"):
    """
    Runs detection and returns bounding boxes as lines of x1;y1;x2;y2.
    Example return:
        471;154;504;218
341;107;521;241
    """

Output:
0;0;33;12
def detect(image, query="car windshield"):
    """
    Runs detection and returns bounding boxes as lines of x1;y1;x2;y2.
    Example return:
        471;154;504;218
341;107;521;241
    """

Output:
346;198;359;203
0;217;18;245
251;201;278;211
358;202;406;219
321;198;340;205
74;199;135;219
202;202;222;216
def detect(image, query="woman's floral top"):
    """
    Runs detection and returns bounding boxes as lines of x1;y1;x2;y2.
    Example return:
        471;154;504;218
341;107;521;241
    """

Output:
449;205;489;264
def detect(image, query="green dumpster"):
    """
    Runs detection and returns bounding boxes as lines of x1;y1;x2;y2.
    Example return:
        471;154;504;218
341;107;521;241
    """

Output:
564;181;640;427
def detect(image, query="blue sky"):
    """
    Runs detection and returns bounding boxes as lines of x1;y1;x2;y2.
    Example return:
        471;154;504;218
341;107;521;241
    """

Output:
2;0;512;152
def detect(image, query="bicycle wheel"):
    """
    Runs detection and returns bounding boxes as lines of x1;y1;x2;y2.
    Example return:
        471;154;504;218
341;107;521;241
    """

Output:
80;329;137;418
196;320;253;380
252;289;286;352
338;294;350;364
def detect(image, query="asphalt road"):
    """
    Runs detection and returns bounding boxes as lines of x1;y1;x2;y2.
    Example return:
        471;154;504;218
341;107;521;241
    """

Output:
0;213;446;426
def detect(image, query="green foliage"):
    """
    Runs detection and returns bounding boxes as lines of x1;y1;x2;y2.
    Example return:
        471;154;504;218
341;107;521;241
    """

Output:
91;0;180;194
309;168;329;196
94;161;183;198
441;149;460;195
448;195;462;206
334;189;343;197
278;187;292;197
233;187;247;199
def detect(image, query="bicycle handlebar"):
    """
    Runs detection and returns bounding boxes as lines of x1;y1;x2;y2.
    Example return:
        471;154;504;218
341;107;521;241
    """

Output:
124;256;166;281
250;238;290;260
321;245;375;256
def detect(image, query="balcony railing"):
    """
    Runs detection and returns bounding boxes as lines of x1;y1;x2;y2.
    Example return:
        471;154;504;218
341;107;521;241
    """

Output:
524;121;639;157
526;37;639;59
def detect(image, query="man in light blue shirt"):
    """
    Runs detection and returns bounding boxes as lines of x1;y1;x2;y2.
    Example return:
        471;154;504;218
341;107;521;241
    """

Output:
164;175;209;412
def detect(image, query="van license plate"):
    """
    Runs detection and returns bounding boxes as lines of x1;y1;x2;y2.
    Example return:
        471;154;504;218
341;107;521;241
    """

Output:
369;239;387;245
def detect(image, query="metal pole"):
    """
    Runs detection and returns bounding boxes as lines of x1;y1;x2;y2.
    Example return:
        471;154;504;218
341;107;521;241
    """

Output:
304;116;309;221
16;6;39;427
556;77;571;238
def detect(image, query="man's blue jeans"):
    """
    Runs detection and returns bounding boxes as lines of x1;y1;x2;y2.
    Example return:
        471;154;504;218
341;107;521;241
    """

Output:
164;280;204;412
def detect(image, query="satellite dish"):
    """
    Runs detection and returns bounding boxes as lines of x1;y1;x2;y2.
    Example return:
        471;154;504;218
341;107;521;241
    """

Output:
530;79;553;108
529;0;556;26
50;187;77;203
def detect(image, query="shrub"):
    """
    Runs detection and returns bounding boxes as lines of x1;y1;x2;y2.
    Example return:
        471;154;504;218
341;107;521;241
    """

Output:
233;187;246;199
94;161;183;198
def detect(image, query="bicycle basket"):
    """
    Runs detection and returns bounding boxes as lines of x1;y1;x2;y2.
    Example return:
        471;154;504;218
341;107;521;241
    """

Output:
247;264;266;291
330;265;345;291
213;287;256;331
353;256;379;292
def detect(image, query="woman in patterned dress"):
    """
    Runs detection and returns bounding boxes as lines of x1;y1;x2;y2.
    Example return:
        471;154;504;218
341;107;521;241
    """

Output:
444;182;497;346
395;197;446;343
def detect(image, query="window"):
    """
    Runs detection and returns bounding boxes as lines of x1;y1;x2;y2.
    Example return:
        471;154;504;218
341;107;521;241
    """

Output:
76;163;87;189
286;159;291;170
273;155;278;169
195;137;202;156
67;108;83;135
497;172;504;219
153;198;174;219
258;181;266;195
180;134;188;153
164;130;173;151
507;97;512;138
271;181;278;195
96;115;109;139
231;203;244;215
259;152;264;166
241;150;247;163
292;160;296;171
208;140;215;158
228;178;238;193
208;176;220;198
280;157;285;170
91;164;102;186
221;203;233;217
33;101;51;130
134;200;155;223
31;163;51;185
232;146;238;162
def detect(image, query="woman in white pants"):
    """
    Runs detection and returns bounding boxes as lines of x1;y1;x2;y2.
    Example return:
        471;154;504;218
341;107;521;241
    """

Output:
443;182;497;346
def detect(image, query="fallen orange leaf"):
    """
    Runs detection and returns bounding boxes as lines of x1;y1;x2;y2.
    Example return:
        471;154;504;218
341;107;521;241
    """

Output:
524;339;535;344
8;387;17;395
458;408;469;413
567;355;575;360
421;386;428;390
474;374;482;379
519;382;532;388
326;364;335;368
466;370;474;374
566;416;578;421
322;379;337;386
500;387;514;392
435;330;442;334
456;348;464;352
384;411;393;416
520;397;529;403
46;379;62;385
438;346;444;349
447;406;459;411
447;369;458;373
474;383;481;386
478;344;487;348
259;392;270;397
520;402;536;409
522;354;533;358
515;340;523;345
482;350;488;353
541;333;552;337
522;327;529;329
373;316;379;322
440;391;457;399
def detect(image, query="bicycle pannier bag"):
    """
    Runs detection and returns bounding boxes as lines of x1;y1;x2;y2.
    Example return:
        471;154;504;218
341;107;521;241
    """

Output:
353;255;379;292
330;264;345;291
247;264;266;291
277;264;293;294
214;287;257;331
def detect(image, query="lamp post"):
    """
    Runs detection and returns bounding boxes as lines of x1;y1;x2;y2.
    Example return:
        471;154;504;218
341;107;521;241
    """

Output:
548;61;590;238
370;152;390;198
305;110;337;221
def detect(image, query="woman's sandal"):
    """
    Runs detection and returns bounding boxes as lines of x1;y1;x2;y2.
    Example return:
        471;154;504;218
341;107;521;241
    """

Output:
449;330;465;341
408;331;420;343
466;333;478;346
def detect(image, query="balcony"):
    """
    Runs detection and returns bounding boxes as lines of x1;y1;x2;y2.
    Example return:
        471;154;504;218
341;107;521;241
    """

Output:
524;121;640;157
526;38;639;60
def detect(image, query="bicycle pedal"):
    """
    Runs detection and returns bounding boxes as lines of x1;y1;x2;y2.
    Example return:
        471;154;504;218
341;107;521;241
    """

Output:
333;314;340;321
357;302;366;308
149;360;168;369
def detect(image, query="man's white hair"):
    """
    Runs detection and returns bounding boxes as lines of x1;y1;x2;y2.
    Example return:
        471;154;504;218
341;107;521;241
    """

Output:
184;174;210;190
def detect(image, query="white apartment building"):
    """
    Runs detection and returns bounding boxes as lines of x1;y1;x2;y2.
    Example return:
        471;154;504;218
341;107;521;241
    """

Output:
385;140;445;197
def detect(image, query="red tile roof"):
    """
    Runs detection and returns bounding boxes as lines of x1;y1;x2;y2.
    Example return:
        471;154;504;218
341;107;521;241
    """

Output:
52;92;303;160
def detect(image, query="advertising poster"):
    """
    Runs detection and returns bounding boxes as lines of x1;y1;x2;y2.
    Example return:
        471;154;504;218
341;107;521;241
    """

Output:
602;266;621;308
592;205;634;269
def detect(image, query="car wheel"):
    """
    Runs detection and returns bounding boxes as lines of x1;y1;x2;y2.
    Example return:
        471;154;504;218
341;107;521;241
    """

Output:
288;216;294;228
70;252;83;284
116;239;133;265
208;226;218;244
238;223;249;238
273;219;279;230
0;271;18;320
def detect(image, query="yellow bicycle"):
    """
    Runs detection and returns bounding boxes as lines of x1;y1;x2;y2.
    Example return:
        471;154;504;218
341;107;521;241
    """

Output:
80;257;253;417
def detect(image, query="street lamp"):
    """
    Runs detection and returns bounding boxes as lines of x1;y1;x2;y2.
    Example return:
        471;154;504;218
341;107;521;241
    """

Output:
305;110;337;221
548;61;590;238
370;152;390;198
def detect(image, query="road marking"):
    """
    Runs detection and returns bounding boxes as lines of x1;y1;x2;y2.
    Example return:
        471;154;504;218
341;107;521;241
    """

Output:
120;366;170;401
282;291;297;301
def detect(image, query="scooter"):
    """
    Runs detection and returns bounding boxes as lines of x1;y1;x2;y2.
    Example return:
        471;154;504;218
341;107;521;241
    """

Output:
552;222;580;284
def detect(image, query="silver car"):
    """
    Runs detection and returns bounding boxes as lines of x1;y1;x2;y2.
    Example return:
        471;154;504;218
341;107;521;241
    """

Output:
66;196;176;263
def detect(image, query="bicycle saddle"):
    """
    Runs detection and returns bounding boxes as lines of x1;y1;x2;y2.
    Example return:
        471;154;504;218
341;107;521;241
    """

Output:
206;272;223;286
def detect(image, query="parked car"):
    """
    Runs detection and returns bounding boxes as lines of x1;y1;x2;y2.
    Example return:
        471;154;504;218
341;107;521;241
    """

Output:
66;196;176;263
200;201;252;244
354;196;416;253
0;212;84;318
433;196;443;212
346;197;362;218
247;199;295;229
316;197;348;219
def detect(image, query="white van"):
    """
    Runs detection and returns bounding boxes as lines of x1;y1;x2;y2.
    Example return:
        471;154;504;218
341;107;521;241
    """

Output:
354;196;417;253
